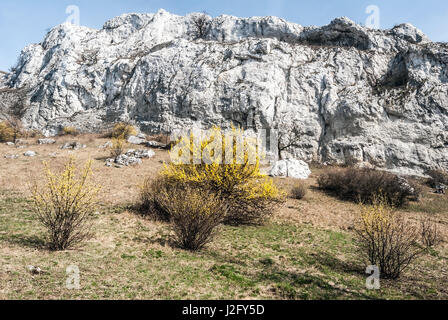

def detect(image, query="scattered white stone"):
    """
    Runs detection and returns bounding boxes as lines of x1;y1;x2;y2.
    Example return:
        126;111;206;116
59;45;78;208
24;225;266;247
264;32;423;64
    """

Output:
143;140;167;149
38;138;56;145
99;141;113;149
24;151;37;157
126;149;155;159
105;149;155;167
269;159;311;179
127;135;146;145
5;142;14;146
4;154;19;159
60;141;86;150
26;265;43;275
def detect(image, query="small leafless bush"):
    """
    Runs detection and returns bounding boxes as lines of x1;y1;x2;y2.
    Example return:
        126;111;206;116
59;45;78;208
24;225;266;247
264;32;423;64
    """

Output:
141;178;228;251
164;185;228;251
354;197;425;279
290;182;307;200
138;176;175;222
426;169;448;188
421;217;442;248
191;12;211;40
0;121;15;142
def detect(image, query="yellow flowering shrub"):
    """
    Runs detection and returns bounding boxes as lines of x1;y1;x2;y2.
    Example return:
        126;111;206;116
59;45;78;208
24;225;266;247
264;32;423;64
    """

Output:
161;127;285;225
31;157;101;250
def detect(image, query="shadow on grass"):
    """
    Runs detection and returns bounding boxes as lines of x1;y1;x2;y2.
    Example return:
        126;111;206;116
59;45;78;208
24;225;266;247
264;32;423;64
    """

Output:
202;245;375;300
256;264;375;300
0;233;47;250
310;251;365;277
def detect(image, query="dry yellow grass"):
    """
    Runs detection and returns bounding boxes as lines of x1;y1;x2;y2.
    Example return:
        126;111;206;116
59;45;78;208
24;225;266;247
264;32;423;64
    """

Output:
0;134;170;205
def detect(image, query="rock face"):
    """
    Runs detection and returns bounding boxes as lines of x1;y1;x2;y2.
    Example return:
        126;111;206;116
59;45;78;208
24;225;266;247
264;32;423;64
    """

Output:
1;10;448;176
269;159;312;179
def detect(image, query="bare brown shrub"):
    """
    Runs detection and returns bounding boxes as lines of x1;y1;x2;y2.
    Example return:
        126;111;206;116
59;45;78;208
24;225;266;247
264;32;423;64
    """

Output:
290;182;307;200
0;121;15;142
354;197;425;279
108;122;137;139
140;177;227;250
162;184;228;251
317;167;420;207
421;217;442;248
191;12;211;40
426;169;448;188
138;176;174;222
60;126;80;136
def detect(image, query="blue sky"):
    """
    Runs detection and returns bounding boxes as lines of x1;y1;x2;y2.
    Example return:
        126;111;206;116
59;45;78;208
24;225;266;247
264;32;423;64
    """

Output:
1;0;448;71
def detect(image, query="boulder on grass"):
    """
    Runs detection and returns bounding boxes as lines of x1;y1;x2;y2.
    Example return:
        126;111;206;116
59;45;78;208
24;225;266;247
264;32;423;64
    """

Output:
269;159;311;179
24;151;37;157
127;136;146;145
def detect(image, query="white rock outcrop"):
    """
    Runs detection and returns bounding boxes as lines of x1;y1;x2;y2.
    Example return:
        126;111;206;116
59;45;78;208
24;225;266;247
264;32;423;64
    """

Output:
269;159;311;179
1;10;448;176
105;149;155;167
